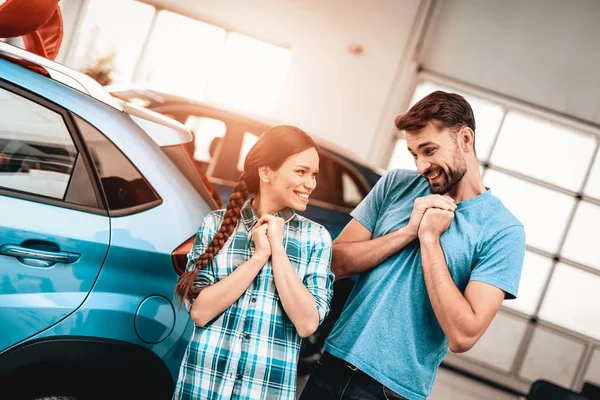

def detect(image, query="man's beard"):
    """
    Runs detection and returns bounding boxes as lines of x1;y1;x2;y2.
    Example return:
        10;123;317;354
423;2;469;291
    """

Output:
427;153;467;195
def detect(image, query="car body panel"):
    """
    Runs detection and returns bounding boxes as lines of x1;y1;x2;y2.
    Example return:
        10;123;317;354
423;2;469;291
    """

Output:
0;194;110;353
0;49;212;387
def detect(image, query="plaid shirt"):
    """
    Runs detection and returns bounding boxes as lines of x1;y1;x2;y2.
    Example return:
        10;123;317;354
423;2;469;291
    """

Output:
173;199;334;400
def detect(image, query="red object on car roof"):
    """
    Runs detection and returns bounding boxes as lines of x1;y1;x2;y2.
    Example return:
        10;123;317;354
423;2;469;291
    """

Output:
0;0;63;60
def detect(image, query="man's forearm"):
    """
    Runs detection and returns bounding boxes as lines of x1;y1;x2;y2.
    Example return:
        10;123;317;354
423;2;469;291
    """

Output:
332;226;416;279
419;237;478;352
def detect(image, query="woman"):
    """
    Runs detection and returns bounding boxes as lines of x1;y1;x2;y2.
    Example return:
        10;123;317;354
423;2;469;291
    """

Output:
173;125;335;400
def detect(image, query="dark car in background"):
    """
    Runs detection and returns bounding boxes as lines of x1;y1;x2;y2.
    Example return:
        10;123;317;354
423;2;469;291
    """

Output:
110;87;385;375
110;88;384;240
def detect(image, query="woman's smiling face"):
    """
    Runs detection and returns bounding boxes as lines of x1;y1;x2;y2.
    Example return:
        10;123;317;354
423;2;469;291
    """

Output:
264;147;319;211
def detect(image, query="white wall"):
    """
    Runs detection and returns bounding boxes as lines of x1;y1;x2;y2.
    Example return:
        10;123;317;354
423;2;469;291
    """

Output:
140;0;422;161
420;0;600;126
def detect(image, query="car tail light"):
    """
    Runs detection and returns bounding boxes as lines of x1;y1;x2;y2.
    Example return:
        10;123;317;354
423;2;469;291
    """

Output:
172;235;195;275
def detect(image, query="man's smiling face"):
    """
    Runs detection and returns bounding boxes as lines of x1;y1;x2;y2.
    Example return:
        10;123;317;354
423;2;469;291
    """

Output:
406;123;467;195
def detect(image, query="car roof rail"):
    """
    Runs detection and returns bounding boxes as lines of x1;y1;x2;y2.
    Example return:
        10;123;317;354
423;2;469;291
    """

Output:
0;41;123;112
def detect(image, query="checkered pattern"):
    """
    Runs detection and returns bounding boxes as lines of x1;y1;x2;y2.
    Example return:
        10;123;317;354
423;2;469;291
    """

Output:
172;199;334;400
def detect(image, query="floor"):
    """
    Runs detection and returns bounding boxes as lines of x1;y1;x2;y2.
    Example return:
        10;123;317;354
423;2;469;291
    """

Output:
296;366;524;400
429;367;523;400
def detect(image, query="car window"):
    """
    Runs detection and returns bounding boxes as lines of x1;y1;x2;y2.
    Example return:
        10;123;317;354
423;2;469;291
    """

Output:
0;87;77;199
185;116;226;164
341;171;363;207
310;152;369;209
237;132;259;172
75;116;160;212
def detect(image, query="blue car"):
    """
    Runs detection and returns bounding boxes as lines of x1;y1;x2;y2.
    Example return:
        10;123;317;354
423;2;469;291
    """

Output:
0;42;219;399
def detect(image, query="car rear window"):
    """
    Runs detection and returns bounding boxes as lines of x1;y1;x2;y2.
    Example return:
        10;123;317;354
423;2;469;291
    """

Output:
126;109;220;210
75;116;161;213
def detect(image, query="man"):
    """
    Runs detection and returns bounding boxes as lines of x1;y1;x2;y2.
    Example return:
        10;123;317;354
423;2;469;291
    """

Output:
299;91;525;400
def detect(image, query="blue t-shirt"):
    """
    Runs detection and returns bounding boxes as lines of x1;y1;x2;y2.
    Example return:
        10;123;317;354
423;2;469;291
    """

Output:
324;169;525;400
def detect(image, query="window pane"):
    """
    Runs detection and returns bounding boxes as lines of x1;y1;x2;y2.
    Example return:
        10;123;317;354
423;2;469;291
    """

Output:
76;117;159;210
137;11;226;100
185;117;226;163
484;170;575;253
69;0;155;85
502;251;553;315
538;263;600;340
237;132;259;172
341;172;362;207
490;112;596;191
410;81;504;160
310;156;336;205
562;202;600;270
0;89;76;199
583;348;600;387
584;152;600;200
387;138;416;171
461;312;527;372
206;33;293;115
519;326;585;387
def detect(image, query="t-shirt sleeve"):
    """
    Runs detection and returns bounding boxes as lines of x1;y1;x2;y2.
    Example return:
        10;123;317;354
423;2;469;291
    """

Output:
470;225;526;299
303;225;335;324
184;212;219;311
350;170;396;232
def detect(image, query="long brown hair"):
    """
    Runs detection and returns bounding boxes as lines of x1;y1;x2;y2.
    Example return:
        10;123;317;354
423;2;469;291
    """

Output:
175;125;317;305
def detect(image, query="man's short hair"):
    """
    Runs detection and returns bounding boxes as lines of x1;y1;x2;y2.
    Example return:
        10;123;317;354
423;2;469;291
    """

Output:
395;90;476;134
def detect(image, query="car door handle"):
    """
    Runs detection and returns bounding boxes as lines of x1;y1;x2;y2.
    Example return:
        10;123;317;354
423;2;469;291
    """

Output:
0;244;80;263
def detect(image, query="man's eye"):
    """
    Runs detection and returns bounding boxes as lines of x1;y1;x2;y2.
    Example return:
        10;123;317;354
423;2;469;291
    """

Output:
425;148;436;155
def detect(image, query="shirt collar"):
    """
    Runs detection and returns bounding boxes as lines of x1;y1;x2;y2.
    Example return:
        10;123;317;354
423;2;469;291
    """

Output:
240;197;296;230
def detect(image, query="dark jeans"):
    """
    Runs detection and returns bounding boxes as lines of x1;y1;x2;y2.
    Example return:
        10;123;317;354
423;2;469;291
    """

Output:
299;351;407;400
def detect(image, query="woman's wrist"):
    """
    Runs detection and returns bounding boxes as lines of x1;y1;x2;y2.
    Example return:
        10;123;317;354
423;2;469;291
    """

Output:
252;251;271;263
270;241;285;254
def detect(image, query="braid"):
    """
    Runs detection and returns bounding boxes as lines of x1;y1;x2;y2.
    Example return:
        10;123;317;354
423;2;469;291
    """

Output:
175;177;249;307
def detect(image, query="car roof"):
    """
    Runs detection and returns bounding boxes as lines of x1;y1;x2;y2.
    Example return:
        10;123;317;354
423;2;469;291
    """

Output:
0;41;123;111
108;86;387;177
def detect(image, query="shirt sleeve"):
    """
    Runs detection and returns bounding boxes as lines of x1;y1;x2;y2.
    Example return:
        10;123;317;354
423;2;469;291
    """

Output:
184;212;219;311
350;170;395;232
469;224;526;299
303;225;335;324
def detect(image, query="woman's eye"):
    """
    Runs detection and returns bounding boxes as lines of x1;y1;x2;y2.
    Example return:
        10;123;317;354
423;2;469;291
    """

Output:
296;170;305;176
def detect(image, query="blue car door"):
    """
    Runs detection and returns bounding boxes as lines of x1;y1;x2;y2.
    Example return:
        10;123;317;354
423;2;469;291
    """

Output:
0;84;109;352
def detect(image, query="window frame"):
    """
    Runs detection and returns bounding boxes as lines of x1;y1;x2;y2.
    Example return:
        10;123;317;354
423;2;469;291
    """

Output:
0;79;108;216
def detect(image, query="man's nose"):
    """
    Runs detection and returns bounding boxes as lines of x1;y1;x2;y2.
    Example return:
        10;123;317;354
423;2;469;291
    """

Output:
416;159;431;175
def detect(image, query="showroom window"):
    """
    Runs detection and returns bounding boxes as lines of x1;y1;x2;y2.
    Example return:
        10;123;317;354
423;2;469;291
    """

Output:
394;75;600;391
67;0;156;84
67;1;292;116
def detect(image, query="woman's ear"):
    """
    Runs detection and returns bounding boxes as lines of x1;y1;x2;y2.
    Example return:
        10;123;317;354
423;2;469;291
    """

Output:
258;166;271;183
